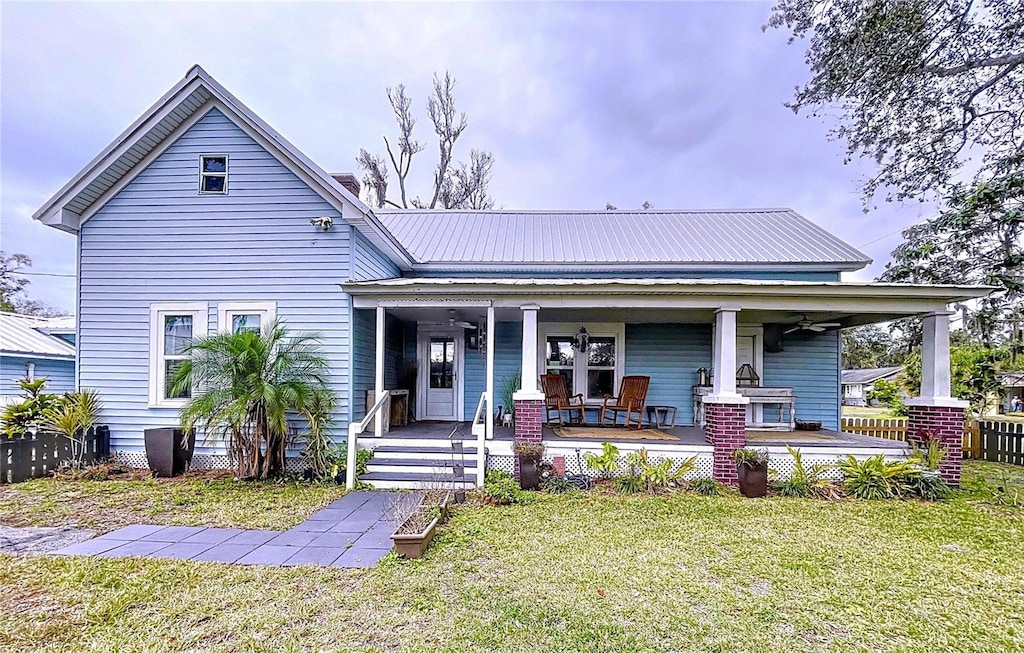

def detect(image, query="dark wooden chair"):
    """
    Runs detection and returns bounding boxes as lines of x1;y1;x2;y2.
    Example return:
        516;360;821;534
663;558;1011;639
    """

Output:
600;375;650;429
541;374;586;425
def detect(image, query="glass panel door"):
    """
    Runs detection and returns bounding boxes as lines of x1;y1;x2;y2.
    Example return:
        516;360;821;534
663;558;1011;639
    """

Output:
423;334;459;420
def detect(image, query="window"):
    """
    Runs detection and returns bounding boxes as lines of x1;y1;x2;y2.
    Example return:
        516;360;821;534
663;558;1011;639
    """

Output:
149;303;208;407
429;337;455;389
539;323;624;403
217;302;276;335
199;155;228;194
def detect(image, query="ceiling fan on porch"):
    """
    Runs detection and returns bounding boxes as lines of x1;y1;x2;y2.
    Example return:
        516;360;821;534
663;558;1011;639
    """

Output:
448;310;478;330
784;314;842;334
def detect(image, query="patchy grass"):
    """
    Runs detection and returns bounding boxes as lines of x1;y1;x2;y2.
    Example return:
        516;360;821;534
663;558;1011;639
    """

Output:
841;406;904;419
0;469;346;532
2;468;1024;652
963;460;1024;494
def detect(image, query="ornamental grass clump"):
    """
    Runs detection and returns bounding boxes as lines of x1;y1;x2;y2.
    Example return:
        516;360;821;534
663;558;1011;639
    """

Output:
170;320;333;480
774;445;838;499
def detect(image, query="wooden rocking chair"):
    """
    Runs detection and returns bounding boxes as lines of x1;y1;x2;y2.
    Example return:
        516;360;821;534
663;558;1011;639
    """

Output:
540;374;586;425
599;375;650;429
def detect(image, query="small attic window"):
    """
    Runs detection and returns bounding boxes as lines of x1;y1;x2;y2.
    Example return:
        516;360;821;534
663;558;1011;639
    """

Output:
199;155;228;194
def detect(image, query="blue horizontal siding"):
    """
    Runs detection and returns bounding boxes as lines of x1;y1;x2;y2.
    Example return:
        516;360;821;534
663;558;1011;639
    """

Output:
763;331;840;430
625;324;712;426
0;356;76;397
352;231;399;281
79;108;352;455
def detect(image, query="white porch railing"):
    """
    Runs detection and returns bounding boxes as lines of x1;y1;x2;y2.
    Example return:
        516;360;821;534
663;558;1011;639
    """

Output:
346;390;390;490
471;391;490;485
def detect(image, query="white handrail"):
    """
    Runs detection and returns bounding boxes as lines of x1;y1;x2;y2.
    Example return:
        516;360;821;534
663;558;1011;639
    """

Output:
471;391;490;486
346;390;390;490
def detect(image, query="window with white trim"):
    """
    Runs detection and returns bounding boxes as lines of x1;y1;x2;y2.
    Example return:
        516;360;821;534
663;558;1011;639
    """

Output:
199;155;228;194
217;302;277;335
540;323;625;403
149;303;208;407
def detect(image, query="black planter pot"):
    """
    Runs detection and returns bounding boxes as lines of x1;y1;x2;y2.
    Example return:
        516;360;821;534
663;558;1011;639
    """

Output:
519;456;541;490
143;428;195;477
737;462;768;498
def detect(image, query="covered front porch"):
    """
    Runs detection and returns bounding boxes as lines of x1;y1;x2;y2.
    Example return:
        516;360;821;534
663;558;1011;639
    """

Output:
343;278;985;488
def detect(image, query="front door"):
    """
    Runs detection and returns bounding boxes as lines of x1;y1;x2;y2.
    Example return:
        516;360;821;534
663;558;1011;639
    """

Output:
418;329;463;421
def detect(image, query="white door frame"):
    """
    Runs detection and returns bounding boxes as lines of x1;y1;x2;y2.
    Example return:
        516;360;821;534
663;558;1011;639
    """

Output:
416;326;465;421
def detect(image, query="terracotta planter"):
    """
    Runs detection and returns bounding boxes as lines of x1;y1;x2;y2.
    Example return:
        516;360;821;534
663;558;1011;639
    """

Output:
391;514;440;559
737;462;768;498
143;428;195;477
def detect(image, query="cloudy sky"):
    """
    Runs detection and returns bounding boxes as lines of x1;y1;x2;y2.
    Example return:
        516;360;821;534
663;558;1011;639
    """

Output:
1;1;934;314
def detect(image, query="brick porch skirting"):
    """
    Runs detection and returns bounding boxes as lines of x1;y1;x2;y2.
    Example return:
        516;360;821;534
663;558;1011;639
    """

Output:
705;402;746;485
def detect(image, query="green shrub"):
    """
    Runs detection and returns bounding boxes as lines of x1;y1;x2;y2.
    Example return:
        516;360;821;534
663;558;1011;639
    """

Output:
618;449;696;493
774;445;836;498
483;470;525;505
866;379;907;416
583;442;620;478
1;378;60;439
613;473;646;494
910;473;951;501
541;475;574;494
838;455;917;500
690;478;722;496
734;448;769;468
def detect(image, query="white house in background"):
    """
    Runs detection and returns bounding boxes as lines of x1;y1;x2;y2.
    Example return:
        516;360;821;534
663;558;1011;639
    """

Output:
0;312;76;404
841;367;903;406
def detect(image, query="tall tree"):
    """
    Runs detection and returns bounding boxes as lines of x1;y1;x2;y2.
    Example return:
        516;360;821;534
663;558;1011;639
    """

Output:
881;155;1024;344
0;251;62;316
841;324;908;369
358;72;496;210
768;0;1024;204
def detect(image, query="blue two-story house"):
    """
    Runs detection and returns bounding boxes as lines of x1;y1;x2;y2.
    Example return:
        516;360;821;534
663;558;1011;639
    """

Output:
34;66;984;487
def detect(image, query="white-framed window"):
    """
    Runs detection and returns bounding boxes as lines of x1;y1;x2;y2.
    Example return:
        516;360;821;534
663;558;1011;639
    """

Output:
217;302;277;335
539;323;625;403
199;154;228;194
149;303;208;407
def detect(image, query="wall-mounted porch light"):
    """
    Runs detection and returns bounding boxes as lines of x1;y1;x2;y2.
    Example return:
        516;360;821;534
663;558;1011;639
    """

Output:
570;326;590;352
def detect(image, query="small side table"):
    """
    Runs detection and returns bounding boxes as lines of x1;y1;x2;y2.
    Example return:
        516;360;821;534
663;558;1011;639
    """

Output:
646;405;678;428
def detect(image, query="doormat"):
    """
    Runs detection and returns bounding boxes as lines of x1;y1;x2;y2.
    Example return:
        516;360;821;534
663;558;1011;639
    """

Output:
551;426;679;441
745;430;836;443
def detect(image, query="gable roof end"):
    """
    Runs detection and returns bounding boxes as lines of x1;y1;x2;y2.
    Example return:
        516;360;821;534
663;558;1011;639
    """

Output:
0;313;76;360
32;65;414;270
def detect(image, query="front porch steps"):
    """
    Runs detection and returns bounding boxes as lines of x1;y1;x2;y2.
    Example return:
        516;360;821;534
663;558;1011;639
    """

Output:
359;438;479;490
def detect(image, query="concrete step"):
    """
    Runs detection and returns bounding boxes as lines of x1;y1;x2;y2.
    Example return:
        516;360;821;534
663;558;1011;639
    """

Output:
359;470;478;490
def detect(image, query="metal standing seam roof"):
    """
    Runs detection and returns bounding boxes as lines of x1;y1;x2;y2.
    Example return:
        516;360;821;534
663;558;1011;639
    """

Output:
375;208;873;269
841;367;903;385
0;313;76;359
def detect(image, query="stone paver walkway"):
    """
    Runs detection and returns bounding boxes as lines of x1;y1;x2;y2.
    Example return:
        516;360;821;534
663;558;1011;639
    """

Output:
50;491;416;568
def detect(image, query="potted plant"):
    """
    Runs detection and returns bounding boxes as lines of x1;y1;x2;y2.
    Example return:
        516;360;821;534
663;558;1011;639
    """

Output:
389;491;449;559
514;440;544;490
734;447;769;498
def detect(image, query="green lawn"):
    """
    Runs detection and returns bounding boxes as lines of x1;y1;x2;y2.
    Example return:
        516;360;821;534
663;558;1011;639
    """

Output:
0;469;346;533
2;463;1023;652
840;405;904;419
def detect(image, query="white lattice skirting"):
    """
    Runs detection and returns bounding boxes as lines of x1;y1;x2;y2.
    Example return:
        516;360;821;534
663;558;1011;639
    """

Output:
112;450;307;473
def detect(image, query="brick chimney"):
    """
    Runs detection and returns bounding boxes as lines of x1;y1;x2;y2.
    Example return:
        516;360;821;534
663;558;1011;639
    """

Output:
331;173;361;198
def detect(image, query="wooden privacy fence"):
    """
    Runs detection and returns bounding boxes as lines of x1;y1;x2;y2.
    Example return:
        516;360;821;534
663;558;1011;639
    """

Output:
0;426;110;484
978;420;1024;466
842;417;1020;463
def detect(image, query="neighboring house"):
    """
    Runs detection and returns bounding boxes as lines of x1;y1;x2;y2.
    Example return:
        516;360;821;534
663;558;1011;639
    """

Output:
0;312;76;404
1000;372;1024;413
33;66;987;487
841;367;903;406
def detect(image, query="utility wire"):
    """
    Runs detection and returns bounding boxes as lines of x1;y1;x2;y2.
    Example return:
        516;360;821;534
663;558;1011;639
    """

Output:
10;271;76;278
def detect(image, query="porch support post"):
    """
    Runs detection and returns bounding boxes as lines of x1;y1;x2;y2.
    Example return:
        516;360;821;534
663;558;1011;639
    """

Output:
513;305;544;477
480;305;495;486
705;308;748;485
374;304;385;439
906;311;969;487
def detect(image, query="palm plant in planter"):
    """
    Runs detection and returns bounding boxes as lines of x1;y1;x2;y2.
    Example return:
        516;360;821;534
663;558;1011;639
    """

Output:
170;320;332;480
734;447;770;498
513;440;544;490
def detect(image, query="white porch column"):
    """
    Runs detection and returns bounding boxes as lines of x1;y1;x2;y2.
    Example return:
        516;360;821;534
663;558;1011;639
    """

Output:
485;306;495;439
513;304;543;400
907;310;968;408
708;308;745;403
374;304;385;438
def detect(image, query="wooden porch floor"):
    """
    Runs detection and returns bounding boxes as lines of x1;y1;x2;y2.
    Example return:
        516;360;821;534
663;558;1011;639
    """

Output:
384;421;908;450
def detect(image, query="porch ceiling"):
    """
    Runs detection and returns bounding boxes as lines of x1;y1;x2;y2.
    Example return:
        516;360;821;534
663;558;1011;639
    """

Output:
344;277;992;326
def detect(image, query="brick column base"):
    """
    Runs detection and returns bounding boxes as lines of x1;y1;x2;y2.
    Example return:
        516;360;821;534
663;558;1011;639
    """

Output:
513;398;543;478
907;403;966;487
705;402;747;485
